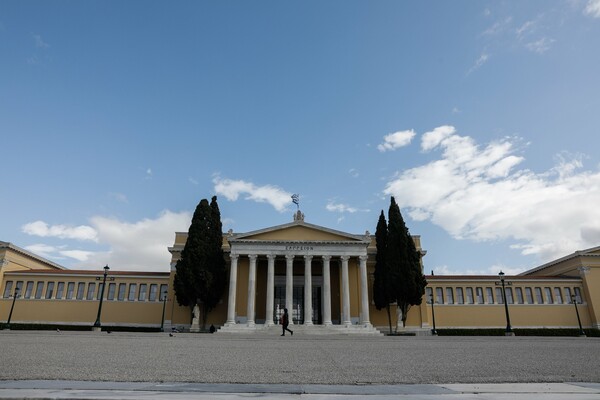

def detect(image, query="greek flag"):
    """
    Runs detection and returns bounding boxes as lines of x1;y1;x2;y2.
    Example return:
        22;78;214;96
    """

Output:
291;194;299;206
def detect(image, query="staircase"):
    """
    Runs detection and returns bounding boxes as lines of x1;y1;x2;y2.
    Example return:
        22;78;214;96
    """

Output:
217;323;383;336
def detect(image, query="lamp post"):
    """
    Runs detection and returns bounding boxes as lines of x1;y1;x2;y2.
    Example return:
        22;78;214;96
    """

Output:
429;293;438;336
571;294;586;337
6;286;20;330
93;265;109;331
160;290;168;332
496;271;514;336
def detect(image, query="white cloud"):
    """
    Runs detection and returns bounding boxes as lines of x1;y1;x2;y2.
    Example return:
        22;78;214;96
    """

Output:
213;177;292;212
433;264;524;276
326;201;370;214
468;52;490;75
377;130;416;152
109;192;128;203
32;33;49;48
421;125;457;151
383;125;600;263
516;20;536;38
22;210;192;271
22;221;98;242
482;17;513;36
526;37;555;54
349;168;359;178
584;0;600;17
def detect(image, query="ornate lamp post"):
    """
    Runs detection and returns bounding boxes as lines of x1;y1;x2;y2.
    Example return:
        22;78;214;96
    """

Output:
571;294;586;337
93;265;110;331
496;271;514;336
6;286;20;330
160;289;168;332
429;292;438;336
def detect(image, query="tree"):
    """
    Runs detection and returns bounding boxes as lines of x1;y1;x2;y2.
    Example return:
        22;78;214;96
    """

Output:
387;196;427;328
173;196;227;330
373;210;395;334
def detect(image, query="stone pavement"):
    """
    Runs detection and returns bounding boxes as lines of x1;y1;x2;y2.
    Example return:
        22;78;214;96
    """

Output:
0;330;599;399
1;381;600;399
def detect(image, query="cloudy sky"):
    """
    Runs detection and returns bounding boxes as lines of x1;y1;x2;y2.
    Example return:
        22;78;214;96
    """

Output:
1;1;600;274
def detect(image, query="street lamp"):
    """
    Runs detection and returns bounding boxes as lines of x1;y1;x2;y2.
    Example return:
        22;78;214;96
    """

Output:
160;289;168;332
571;294;586;337
5;286;20;330
429;292;438;336
496;271;514;336
93;265;109;331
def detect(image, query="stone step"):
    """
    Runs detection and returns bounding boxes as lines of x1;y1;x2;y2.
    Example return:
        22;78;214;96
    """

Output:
217;323;383;336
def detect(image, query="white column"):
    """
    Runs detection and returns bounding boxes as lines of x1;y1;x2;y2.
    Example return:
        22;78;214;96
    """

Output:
341;256;352;326
246;254;257;327
225;253;239;326
322;255;332;326
304;255;313;326
285;254;294;325
265;255;275;326
359;255;371;327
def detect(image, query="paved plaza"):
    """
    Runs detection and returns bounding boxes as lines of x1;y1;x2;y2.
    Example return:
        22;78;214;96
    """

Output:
0;330;599;399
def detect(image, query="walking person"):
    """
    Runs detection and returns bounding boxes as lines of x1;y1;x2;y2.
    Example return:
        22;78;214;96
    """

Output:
280;308;293;336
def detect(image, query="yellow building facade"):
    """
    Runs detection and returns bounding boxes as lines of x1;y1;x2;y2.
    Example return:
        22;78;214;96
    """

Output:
1;213;599;333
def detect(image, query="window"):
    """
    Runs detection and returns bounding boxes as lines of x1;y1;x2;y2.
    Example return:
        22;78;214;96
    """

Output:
118;283;126;301
97;283;104;300
515;288;524;304
86;283;96;300
535;287;544;304
574;287;583;303
66;282;75;299
35;282;44;299
15;281;23;296
426;287;433;302
544;287;553;304
128;284;137;301
56;282;65;299
76;283;85;300
435;287;444;304
107;283;116;300
159;284;168;301
476;287;484;304
486;287;494;304
565;287;572;304
505;288;514;304
554;288;563;304
24;281;34;299
466;287;474;304
3;281;12;298
149;284;158;301
456;288;464;304
525;287;534;304
138;284;148;301
446;288;454;304
496;287;504;304
45;282;55;299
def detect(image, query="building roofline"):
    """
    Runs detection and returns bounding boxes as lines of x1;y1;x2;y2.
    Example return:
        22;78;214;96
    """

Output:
518;245;600;276
4;269;169;277
1;241;67;270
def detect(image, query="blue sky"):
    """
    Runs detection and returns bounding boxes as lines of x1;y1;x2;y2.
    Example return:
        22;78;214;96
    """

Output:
2;1;600;274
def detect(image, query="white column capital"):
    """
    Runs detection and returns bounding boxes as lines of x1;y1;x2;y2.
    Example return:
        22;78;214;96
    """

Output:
267;254;276;261
340;255;350;262
304;255;313;261
229;253;239;260
248;254;258;261
322;255;331;262
285;254;295;261
359;255;368;262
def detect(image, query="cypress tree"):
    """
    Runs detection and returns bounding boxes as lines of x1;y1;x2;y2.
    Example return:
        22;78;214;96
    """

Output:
387;196;427;328
173;197;227;330
373;210;394;334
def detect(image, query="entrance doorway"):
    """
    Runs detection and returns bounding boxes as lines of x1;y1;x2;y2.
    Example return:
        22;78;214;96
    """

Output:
273;276;322;324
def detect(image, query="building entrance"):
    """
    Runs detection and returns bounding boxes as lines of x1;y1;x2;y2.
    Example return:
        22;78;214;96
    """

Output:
273;276;322;324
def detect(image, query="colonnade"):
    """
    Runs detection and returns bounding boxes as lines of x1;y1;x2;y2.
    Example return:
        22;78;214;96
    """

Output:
224;253;371;328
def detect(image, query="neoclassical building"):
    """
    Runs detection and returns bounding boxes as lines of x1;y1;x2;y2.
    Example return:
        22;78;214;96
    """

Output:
1;211;599;333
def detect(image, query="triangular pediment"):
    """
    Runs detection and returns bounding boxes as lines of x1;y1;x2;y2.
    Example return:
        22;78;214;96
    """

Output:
230;221;368;243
